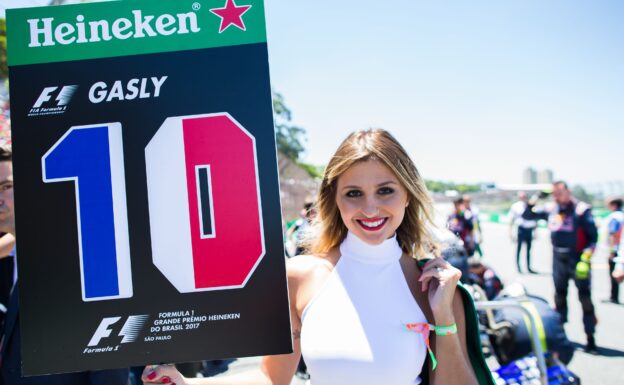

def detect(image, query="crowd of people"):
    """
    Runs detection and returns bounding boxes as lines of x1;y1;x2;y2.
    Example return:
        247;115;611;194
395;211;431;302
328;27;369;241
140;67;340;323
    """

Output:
445;183;624;354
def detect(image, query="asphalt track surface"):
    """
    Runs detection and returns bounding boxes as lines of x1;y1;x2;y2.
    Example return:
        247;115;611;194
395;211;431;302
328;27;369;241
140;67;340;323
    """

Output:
208;222;624;385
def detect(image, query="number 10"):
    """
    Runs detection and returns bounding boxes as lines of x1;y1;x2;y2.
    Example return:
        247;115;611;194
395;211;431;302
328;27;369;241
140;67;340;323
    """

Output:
42;113;265;301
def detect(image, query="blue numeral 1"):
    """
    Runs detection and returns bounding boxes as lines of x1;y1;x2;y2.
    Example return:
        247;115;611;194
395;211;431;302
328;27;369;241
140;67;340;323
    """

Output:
42;123;132;301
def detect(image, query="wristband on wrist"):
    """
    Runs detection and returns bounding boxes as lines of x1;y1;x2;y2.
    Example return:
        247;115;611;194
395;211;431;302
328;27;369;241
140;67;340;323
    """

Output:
432;323;458;336
405;322;458;370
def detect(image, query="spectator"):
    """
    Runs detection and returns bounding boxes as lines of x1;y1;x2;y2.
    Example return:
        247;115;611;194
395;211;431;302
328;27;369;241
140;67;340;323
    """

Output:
0;145;129;384
286;200;317;257
508;191;537;273
466;257;503;300
463;195;483;256
613;240;624;283
523;181;598;352
447;198;475;256
603;198;624;304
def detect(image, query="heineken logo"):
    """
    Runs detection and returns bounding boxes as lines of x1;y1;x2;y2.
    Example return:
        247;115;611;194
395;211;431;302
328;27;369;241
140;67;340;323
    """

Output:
27;10;201;47
7;0;264;66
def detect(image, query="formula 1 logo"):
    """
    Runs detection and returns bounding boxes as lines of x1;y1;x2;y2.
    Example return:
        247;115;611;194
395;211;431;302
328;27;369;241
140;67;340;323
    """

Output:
29;85;78;117
84;315;149;354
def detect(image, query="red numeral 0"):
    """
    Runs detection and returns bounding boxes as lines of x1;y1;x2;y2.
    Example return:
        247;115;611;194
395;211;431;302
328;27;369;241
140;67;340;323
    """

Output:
145;113;265;292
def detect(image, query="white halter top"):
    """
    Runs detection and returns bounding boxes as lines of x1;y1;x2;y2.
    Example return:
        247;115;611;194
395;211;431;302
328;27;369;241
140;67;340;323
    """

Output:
300;232;428;385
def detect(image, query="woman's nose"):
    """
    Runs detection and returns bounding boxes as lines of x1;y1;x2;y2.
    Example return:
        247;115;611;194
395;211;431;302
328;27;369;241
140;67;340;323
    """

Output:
361;198;379;217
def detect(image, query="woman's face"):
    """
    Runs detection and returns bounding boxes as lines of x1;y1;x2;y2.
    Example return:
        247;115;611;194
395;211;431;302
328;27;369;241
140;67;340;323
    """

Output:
335;159;409;245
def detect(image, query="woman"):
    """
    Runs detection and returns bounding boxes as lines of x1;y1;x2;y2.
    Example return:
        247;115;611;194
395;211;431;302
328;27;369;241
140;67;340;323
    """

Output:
143;129;489;385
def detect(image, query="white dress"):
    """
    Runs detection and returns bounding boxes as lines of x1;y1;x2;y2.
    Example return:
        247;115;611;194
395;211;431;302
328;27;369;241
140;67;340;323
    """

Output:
300;232;428;385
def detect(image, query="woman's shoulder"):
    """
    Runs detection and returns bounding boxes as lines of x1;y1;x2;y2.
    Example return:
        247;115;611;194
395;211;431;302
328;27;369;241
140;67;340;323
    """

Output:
286;251;338;281
286;250;341;315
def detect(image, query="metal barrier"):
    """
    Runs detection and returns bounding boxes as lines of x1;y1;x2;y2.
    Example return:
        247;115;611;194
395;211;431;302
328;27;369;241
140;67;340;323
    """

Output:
474;300;548;385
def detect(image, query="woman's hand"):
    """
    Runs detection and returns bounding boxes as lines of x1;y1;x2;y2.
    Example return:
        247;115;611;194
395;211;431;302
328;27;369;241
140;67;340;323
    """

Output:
142;364;187;385
418;258;462;324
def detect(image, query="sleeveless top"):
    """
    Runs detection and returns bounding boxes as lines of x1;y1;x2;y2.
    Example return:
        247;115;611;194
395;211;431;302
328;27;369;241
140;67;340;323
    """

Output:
300;232;428;385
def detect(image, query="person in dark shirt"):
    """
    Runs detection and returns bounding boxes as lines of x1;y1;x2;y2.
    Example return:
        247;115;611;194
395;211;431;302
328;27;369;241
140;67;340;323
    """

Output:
447;197;475;256
466;257;503;300
0;145;129;384
523;181;598;352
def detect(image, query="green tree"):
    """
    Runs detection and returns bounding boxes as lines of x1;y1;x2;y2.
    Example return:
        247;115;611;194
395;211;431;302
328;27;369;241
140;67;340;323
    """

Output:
456;184;480;193
425;180;481;193
297;162;325;179
272;91;306;161
572;185;594;204
0;18;7;79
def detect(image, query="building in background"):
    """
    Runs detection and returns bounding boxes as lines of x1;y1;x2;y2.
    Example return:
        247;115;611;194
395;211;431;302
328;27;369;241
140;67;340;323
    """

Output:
523;167;554;185
523;167;537;184
537;169;554;184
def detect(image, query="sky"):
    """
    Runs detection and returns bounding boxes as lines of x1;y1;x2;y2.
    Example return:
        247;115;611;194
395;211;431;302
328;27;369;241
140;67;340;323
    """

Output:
2;0;623;186
263;1;624;186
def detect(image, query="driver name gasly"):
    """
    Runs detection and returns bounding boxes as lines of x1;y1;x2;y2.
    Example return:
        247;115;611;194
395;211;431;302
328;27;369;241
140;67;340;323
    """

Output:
88;76;168;103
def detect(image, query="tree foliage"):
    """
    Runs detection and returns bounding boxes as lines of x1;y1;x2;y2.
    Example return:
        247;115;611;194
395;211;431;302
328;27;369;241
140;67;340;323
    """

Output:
296;161;324;179
572;185;594;205
272;91;306;161
0;18;7;79
425;180;481;193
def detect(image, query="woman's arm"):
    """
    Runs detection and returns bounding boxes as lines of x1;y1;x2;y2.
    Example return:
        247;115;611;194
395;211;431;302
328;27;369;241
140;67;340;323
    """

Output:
143;262;304;385
419;260;478;385
428;291;477;385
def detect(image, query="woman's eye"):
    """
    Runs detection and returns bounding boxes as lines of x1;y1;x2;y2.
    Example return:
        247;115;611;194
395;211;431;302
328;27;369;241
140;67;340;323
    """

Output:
378;187;394;195
346;190;362;198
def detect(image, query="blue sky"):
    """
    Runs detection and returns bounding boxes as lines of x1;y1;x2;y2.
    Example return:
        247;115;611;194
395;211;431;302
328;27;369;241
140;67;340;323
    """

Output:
2;0;623;185
264;1;624;185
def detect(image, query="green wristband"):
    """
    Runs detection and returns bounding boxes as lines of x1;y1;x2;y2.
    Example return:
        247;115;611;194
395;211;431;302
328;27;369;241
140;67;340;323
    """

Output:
433;323;457;336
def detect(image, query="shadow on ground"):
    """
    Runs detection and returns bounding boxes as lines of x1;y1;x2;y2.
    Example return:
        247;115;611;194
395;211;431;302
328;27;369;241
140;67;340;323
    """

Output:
570;342;624;358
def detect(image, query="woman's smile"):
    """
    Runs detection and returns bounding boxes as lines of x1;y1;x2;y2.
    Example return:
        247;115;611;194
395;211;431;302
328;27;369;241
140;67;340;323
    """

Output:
356;217;388;231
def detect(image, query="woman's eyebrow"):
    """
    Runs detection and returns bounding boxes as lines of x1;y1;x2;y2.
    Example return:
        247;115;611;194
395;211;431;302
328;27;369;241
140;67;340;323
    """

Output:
340;181;397;190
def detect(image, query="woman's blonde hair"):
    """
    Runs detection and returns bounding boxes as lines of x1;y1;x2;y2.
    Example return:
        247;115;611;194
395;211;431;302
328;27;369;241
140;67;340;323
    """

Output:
305;128;437;258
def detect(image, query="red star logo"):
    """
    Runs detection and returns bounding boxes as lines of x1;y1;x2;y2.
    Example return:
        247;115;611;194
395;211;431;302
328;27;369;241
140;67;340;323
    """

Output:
210;0;252;33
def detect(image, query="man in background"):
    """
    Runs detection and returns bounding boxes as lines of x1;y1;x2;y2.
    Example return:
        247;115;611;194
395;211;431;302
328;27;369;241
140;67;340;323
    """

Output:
613;239;624;284
466;257;503;300
524;181;598;352
509;191;538;273
603;198;624;304
463;195;483;256
447;197;475;256
286;200;316;257
0;145;129;384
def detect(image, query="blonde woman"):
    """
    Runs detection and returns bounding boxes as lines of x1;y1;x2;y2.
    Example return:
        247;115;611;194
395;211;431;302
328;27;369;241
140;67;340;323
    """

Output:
144;129;493;385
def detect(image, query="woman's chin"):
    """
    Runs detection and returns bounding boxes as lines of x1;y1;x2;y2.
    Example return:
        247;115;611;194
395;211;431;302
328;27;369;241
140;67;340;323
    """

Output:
352;229;390;245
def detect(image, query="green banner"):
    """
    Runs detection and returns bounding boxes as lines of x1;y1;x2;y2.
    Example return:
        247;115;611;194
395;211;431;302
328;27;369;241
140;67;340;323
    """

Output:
7;0;265;66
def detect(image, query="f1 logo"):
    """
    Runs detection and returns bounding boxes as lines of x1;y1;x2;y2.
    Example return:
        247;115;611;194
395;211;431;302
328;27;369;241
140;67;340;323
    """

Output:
88;315;149;346
88;317;120;346
33;85;78;108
